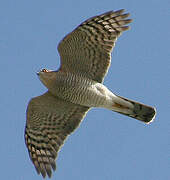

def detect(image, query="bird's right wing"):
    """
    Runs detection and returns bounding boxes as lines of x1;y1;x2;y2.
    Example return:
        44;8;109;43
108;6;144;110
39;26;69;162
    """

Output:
58;9;132;83
25;91;90;178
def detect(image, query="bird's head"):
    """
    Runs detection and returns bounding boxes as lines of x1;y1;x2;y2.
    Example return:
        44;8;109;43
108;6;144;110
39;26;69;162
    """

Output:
37;68;51;75
37;69;56;89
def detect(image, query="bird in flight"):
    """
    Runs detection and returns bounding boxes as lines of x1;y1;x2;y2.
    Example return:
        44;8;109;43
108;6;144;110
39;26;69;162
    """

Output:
25;9;156;178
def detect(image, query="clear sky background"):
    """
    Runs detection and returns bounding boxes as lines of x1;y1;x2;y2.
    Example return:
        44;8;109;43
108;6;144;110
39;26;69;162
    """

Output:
1;0;169;179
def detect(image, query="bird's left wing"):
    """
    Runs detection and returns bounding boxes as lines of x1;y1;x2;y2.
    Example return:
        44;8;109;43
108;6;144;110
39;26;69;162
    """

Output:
25;91;90;178
58;9;132;83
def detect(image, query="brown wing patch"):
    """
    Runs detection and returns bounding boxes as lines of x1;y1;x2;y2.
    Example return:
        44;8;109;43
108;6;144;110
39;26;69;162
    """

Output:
58;9;132;82
25;92;89;178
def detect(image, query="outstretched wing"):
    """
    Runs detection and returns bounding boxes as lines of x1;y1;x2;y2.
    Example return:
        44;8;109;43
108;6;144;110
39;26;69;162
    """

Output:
25;91;89;178
58;9;132;83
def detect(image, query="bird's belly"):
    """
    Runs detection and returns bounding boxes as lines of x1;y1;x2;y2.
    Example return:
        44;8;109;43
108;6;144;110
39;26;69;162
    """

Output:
49;73;113;108
67;84;108;107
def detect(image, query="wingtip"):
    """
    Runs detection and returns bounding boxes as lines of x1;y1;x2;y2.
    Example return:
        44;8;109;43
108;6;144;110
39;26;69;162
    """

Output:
114;9;125;14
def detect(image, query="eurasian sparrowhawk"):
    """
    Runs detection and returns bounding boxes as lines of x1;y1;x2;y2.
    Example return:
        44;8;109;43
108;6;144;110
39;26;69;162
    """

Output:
25;9;156;178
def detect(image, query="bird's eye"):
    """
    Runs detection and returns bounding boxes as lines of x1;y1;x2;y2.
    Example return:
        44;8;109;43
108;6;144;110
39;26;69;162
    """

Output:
41;69;48;72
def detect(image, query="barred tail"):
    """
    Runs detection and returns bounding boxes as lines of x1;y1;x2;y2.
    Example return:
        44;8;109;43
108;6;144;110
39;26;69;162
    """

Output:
112;95;156;124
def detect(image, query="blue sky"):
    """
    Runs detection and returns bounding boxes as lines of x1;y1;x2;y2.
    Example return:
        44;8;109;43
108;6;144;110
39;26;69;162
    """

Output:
1;0;169;179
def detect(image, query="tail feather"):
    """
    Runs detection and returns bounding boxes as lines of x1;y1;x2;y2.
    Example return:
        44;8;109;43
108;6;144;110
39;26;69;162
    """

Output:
112;95;156;124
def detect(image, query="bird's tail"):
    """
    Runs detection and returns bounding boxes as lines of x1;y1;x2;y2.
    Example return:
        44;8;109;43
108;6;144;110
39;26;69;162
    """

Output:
111;95;156;124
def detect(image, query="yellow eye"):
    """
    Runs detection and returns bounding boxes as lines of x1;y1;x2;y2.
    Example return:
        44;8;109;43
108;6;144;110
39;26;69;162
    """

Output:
41;69;48;72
